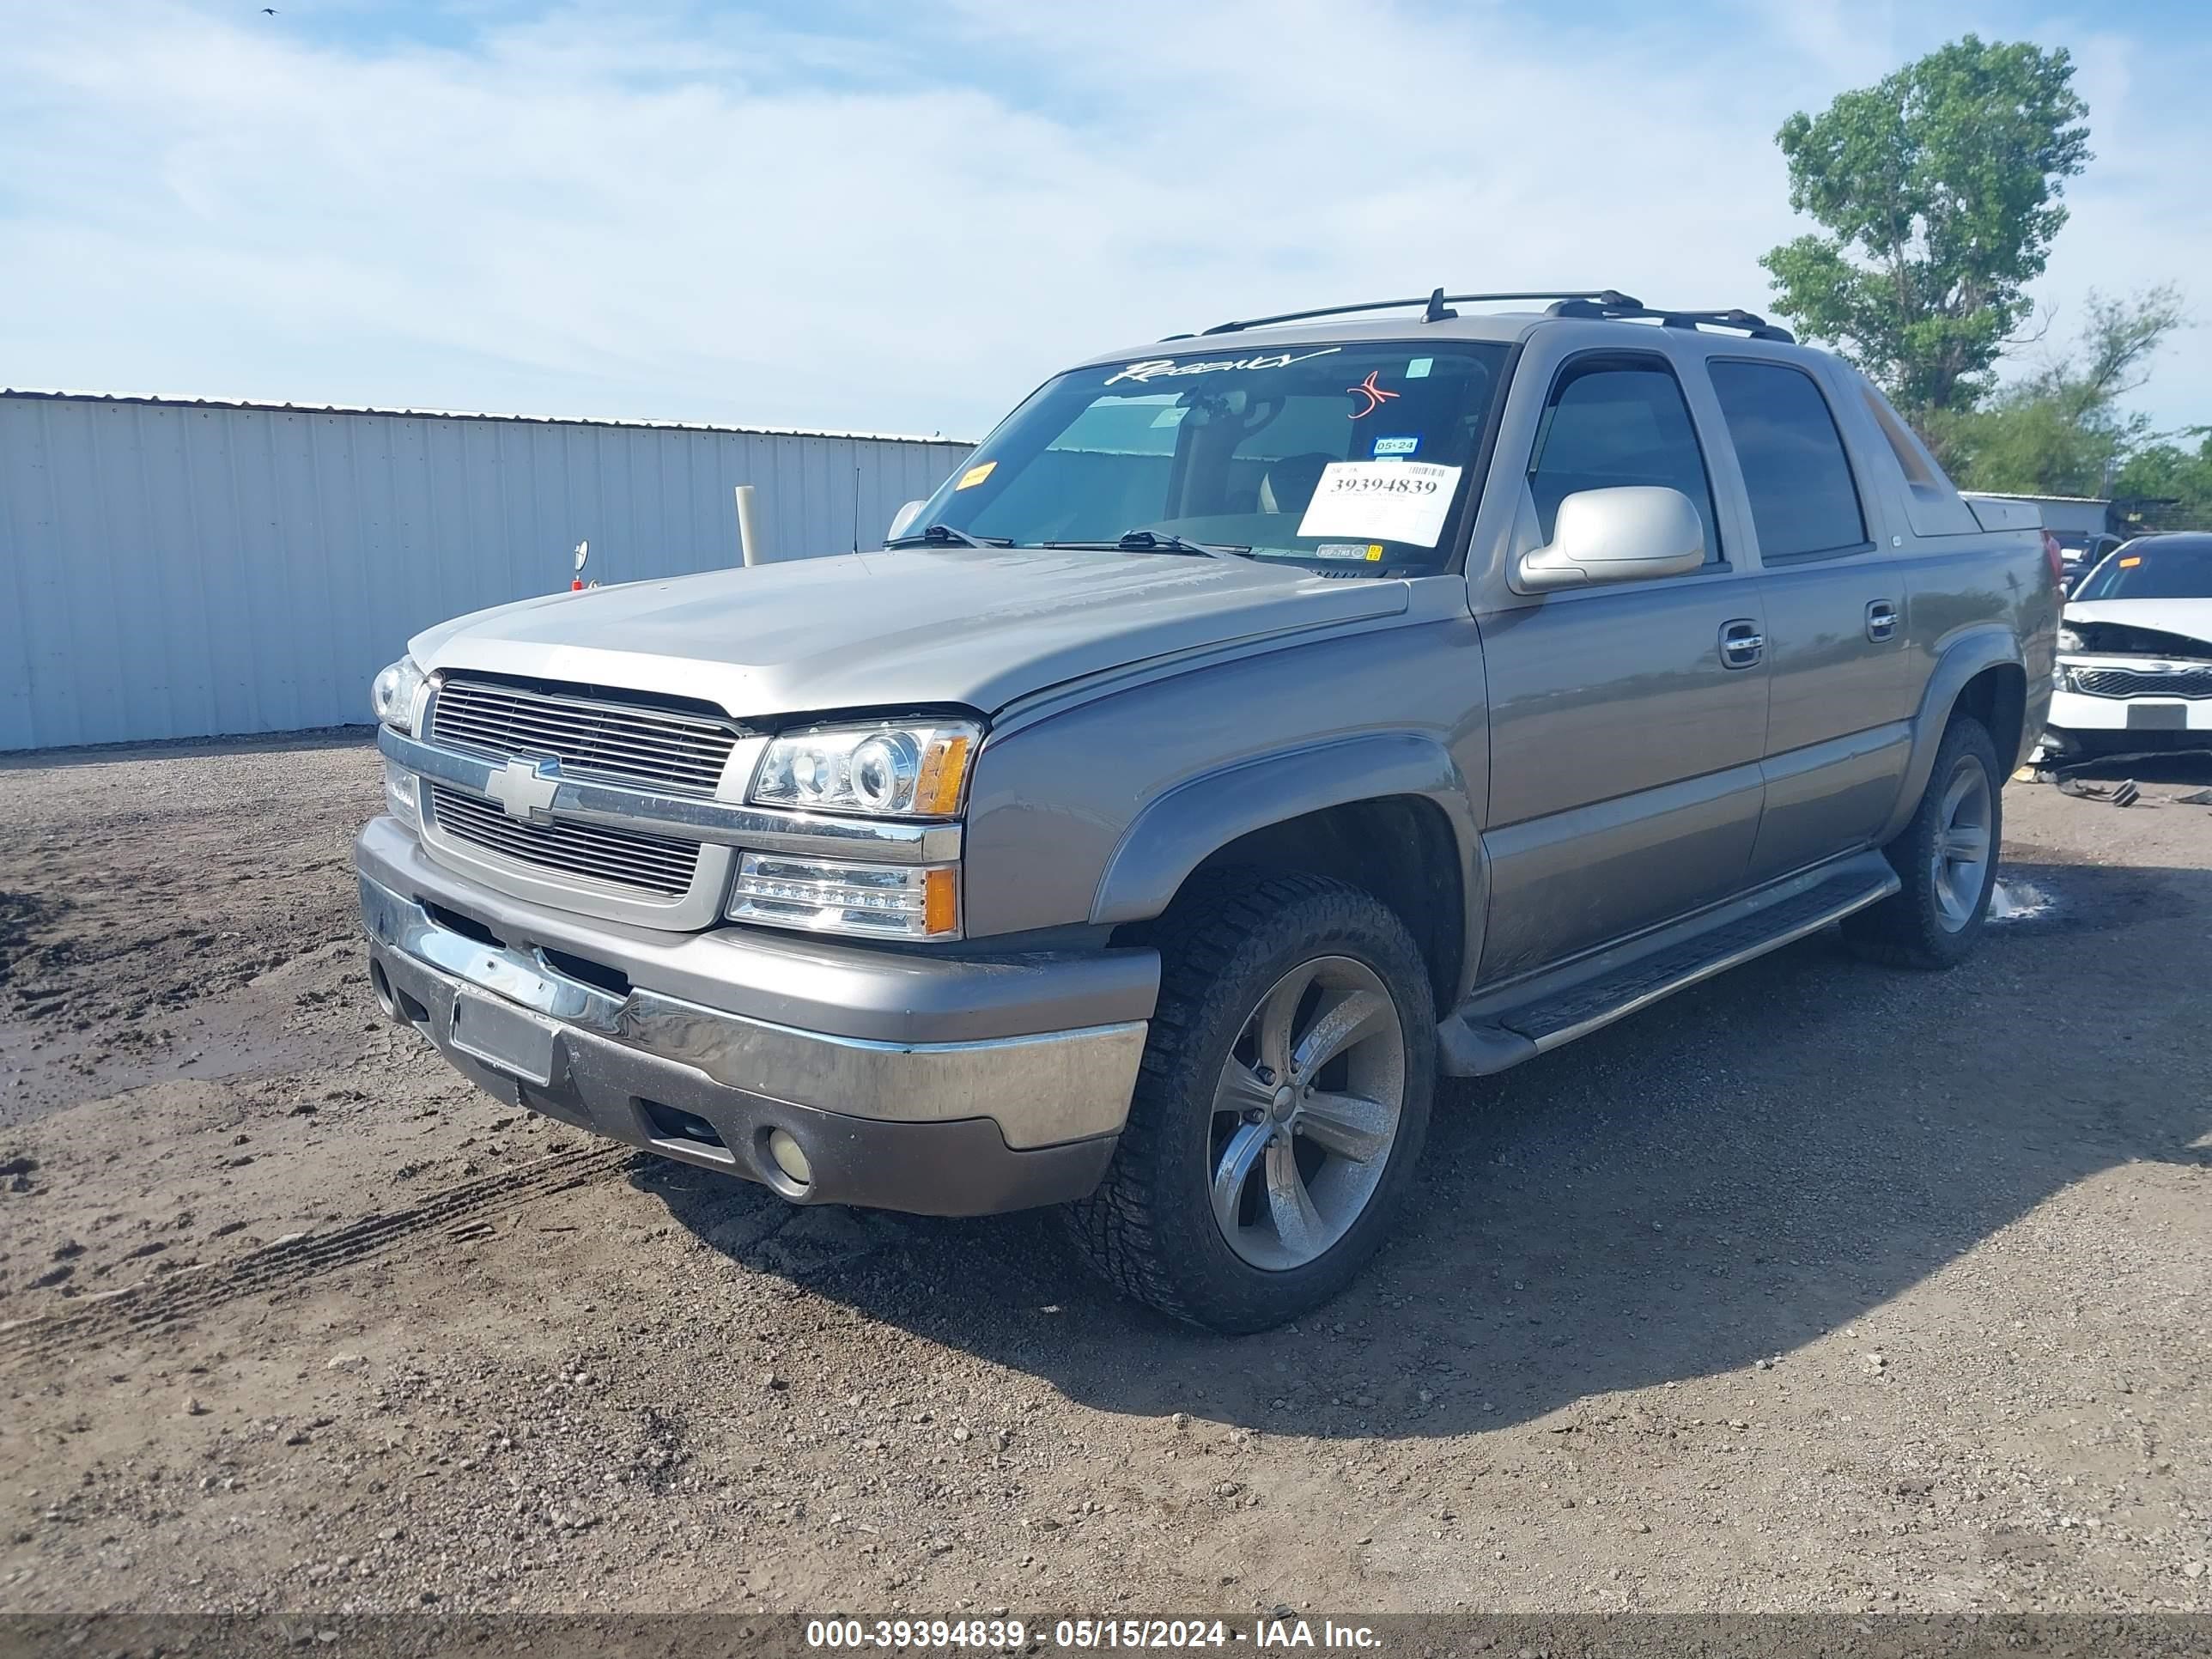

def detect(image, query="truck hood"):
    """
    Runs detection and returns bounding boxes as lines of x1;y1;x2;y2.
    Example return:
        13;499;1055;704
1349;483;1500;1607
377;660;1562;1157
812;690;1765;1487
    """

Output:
2062;598;2212;655
409;548;1409;720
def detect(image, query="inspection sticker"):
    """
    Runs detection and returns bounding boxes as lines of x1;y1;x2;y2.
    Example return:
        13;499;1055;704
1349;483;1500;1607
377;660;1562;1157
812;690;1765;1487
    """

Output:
955;461;996;489
1297;460;1461;548
1315;543;1387;562
1372;435;1419;458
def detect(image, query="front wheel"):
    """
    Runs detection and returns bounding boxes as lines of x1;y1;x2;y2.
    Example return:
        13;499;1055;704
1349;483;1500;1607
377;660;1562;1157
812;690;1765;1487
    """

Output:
1842;715;2002;969
1064;872;1436;1332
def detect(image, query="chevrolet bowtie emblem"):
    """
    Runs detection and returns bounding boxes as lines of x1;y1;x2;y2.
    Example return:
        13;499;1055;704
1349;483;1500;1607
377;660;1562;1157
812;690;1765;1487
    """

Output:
486;757;562;824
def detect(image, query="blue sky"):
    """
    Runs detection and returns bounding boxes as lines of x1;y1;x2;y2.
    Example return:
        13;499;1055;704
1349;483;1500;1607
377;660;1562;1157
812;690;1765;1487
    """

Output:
3;0;2207;442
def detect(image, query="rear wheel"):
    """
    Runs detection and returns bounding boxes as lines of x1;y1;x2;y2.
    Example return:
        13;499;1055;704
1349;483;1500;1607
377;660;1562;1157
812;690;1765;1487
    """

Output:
1842;715;2002;969
1064;872;1435;1332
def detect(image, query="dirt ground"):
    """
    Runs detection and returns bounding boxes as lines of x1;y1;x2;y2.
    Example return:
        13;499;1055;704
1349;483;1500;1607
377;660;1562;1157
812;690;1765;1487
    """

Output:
1;733;2208;1618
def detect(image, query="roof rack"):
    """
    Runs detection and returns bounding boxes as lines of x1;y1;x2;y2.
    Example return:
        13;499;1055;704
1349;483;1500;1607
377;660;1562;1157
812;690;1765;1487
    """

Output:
1192;288;1644;337
1176;287;1797;343
1546;297;1796;343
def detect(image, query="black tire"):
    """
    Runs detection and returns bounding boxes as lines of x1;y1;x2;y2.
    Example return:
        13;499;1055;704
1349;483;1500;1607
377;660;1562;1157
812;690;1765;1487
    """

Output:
1842;715;2002;969
1063;871;1436;1333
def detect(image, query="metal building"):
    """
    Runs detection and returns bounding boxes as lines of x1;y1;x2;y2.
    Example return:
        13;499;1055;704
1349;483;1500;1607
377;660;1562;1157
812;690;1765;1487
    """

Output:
0;391;973;752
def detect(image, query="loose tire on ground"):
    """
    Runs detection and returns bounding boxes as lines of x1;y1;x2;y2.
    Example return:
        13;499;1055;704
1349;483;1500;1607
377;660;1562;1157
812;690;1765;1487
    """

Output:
1843;714;2002;969
1063;871;1437;1333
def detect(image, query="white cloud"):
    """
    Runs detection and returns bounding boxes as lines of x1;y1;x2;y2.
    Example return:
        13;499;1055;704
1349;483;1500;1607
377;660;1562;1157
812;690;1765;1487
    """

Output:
1;0;2203;440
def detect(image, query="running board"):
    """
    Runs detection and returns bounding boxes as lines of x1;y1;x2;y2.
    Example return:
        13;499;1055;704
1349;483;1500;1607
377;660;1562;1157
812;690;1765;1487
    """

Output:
1437;853;1900;1077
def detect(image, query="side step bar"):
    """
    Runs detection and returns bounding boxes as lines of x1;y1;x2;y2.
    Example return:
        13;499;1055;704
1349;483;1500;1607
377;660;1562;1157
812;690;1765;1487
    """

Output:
1437;853;1900;1077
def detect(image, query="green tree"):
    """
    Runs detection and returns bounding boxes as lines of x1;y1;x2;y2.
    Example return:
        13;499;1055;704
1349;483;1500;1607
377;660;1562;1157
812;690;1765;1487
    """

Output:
1762;36;2091;420
1935;286;2185;496
2112;429;2212;530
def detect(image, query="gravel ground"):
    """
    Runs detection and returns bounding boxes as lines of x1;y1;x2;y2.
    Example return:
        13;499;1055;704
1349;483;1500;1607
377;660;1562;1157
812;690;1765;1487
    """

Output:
0;733;2208;1616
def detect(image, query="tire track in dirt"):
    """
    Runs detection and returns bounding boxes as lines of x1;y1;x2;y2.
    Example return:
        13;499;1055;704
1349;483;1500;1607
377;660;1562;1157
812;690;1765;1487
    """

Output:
0;1144;632;1367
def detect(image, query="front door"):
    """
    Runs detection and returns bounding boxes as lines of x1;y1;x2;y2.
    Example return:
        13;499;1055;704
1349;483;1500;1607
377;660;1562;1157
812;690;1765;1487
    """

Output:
1476;352;1771;981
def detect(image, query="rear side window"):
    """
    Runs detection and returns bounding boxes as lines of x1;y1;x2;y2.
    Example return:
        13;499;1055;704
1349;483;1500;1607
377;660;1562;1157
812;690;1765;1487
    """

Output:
1709;362;1868;561
1528;359;1722;565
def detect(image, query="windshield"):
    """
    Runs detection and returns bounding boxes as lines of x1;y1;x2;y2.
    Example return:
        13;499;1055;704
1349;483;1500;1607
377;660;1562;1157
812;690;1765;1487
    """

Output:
902;341;1510;571
2073;538;2212;601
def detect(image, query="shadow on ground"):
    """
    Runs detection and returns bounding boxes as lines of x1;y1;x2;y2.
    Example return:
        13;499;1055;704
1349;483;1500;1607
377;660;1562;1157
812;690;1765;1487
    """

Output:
2034;750;2212;787
637;853;2212;1442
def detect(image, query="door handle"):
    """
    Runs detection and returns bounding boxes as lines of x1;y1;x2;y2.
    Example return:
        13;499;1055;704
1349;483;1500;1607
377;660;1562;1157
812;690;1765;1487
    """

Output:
1866;600;1899;642
1720;619;1764;669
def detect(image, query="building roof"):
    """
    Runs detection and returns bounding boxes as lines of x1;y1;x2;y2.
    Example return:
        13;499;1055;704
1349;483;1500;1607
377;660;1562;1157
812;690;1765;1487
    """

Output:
0;387;971;448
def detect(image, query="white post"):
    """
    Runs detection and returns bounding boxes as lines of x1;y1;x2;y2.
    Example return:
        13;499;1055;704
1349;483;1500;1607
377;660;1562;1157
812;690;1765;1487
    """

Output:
734;483;764;567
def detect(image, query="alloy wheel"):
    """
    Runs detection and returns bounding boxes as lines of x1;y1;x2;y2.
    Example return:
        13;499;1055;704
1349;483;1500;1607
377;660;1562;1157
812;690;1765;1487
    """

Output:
1207;955;1406;1271
1931;756;1993;932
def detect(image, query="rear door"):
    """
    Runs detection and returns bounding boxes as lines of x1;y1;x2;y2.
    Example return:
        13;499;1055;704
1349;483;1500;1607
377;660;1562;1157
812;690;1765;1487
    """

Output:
1701;356;1917;879
1473;346;1771;981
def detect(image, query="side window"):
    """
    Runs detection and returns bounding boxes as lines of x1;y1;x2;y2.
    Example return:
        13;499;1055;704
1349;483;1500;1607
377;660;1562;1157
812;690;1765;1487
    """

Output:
1708;361;1868;561
1528;359;1722;565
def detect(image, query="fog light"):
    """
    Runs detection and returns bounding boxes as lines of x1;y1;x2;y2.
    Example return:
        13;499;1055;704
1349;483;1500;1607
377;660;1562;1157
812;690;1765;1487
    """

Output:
383;758;419;825
766;1128;812;1187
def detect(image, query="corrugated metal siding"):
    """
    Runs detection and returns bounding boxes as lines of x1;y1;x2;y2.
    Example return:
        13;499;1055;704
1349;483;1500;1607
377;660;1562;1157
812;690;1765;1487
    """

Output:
0;394;972;750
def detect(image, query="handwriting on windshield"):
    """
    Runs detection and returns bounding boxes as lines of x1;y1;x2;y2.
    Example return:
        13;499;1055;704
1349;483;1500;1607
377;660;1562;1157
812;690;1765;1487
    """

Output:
1103;348;1342;387
1346;371;1399;418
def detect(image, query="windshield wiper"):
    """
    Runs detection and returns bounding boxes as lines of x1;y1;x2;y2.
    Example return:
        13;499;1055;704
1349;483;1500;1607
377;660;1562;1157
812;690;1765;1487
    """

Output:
1125;531;1250;559
1042;531;1252;560
885;523;1014;549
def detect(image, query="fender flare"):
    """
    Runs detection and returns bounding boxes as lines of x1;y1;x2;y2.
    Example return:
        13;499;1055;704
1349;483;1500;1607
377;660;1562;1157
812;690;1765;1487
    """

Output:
1875;626;2026;844
1088;731;1483;930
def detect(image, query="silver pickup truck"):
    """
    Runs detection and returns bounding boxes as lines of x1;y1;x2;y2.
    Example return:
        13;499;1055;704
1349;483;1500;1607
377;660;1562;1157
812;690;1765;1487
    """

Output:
359;289;2057;1331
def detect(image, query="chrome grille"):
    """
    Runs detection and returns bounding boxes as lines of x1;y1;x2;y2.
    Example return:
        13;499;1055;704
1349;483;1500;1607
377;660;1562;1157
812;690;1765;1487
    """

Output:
2074;666;2212;700
428;784;701;899
429;675;741;795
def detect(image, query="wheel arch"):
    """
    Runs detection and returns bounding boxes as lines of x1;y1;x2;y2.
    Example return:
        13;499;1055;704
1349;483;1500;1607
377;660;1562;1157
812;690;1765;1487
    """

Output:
1090;733;1481;1012
1876;630;2027;845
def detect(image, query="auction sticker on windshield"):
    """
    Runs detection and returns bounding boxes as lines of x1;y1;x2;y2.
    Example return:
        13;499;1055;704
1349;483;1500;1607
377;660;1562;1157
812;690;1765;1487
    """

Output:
1297;460;1462;548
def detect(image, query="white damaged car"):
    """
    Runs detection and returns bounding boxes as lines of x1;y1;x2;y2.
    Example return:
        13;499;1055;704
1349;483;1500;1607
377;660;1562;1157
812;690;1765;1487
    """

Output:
2045;532;2212;760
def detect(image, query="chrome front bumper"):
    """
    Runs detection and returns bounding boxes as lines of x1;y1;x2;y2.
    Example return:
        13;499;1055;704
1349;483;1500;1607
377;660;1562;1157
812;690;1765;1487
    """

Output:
356;819;1155;1213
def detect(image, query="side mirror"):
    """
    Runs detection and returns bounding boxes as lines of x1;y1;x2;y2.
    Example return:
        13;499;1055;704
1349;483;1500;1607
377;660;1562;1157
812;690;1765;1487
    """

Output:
1516;487;1705;592
887;500;926;543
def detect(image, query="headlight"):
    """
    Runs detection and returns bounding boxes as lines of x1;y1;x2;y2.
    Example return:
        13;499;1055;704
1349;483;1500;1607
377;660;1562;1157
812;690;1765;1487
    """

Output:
750;720;979;817
370;657;428;732
2055;625;2084;655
